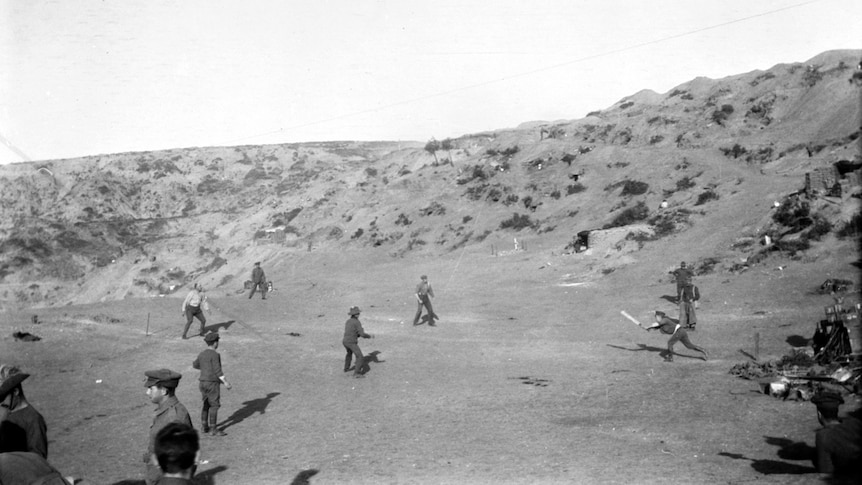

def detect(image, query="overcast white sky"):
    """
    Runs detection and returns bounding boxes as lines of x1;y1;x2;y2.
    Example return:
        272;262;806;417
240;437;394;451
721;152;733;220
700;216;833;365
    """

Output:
0;0;859;164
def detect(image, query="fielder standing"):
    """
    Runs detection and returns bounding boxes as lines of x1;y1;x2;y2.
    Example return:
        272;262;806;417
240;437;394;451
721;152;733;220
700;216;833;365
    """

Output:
413;274;438;326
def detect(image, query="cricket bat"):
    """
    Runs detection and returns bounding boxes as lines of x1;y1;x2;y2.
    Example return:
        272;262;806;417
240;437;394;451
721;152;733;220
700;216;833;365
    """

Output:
620;310;644;329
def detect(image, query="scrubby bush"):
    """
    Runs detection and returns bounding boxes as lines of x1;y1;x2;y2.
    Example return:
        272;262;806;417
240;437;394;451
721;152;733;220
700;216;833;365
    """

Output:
720;144;748;159
395;213;411;226
772;199;811;231
620;180;649;196
365;167;378;177
836;213;862;238
805;214;832;241
603;201;649;229
351;228;364;239
711;104;734;125
695;190;719;206
499;213;536;231
675;176;696;191
566;183;586;195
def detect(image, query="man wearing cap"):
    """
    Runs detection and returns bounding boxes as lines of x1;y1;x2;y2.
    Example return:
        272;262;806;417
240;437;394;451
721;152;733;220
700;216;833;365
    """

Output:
811;391;862;477
248;262;267;300
670;262;693;303
413;274;438;326
0;365;48;459
343;306;373;378
143;368;192;485
645;311;708;362
181;283;207;339
193;332;232;436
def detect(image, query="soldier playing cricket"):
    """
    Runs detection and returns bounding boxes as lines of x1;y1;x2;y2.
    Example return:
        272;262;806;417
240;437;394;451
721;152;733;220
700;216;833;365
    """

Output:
645;310;708;362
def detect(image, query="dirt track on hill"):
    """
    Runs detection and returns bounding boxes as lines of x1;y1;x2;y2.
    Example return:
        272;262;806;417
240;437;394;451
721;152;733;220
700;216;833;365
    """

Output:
1;246;858;484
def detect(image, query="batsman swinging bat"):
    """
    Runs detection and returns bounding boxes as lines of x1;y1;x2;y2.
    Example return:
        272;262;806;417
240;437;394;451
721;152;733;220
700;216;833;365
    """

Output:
620;310;643;328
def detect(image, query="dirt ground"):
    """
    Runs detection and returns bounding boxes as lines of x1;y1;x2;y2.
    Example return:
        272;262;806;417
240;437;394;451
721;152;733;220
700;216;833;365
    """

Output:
1;241;859;484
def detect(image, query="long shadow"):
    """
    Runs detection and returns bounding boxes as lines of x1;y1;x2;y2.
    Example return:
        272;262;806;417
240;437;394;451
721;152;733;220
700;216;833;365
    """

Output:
203;320;235;333
217;392;280;431
660;294;679;304
607;343;703;361
607;343;665;354
786;335;811;347
192;465;228;485
109;464;228;485
717;435;817;476
413;314;437;326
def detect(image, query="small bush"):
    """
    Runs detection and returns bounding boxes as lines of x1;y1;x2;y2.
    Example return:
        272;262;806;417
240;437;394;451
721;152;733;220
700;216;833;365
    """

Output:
694;190;719;205
649;135;664;145
805;214;832;241
395;213;411;226
566;183;586;195
550;190;561;200
604;201;650;229
365;167;378;177
500;213;536;231
620;101;634;109
675;176;696;191
620;180;649;196
351;228;364;239
462;216;473;223
836;213;862;238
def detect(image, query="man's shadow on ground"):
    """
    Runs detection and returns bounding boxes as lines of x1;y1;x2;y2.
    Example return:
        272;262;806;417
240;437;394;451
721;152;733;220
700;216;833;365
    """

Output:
111;466;228;485
413;314;437;326
203;320;235;334
606;343;703;361
217;392;280;432
355;351;385;375
786;334;811;347
718;435;816;475
660;295;679;304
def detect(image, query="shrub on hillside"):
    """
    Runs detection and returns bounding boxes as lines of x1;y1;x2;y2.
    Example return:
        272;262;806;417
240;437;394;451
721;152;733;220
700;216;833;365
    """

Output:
695;190;719;206
720;144;748;159
772;199;811;231
566;183;586;195
395;213;411;226
805;214;832;241
499;213;536;231
603;201;649;229
836;213;862;239
711;104;734;125
620;180;649;196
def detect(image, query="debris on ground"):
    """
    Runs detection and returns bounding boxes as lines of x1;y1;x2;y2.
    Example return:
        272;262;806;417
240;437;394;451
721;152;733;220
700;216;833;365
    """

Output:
13;331;42;342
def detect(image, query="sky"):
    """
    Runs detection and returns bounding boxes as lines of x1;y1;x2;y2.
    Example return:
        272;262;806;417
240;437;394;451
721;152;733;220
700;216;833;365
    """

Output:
0;0;860;164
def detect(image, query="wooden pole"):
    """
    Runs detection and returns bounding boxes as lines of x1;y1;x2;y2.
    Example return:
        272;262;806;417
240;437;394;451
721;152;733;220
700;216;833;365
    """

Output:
146;312;150;337
754;332;760;360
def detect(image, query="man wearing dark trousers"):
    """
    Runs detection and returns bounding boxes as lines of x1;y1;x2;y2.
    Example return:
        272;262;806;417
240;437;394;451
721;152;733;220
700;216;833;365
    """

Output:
413;274;438;326
248;262;267;300
343;306;373;378
181;284;207;339
645;310;708;362
192;333;232;436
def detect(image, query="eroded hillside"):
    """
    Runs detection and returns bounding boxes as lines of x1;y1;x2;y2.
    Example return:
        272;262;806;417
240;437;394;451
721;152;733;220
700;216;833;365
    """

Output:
1;50;859;309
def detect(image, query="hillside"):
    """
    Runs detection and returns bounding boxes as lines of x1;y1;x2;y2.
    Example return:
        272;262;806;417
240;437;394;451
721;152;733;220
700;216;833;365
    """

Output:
0;50;860;310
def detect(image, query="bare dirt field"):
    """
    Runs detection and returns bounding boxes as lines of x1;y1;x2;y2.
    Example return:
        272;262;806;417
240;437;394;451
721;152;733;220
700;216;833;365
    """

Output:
1;240;859;484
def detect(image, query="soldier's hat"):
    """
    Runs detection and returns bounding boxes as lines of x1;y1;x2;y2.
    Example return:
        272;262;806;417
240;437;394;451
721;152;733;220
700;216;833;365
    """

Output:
811;390;844;414
420;275;428;280
348;306;361;316
654;310;667;318
144;368;182;389
680;261;687;267
204;332;220;344
0;373;29;401
254;261;261;266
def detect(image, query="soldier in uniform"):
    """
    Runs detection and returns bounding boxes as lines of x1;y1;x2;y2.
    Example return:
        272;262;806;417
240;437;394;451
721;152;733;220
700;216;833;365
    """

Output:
811;391;862;478
413;275;438;326
193;333;232;436
0;365;48;459
670;261;694;303
343;306;374;378
645;311;708;362
143;368;192;485
248;262;267;300
181;284;207;339
678;283;699;330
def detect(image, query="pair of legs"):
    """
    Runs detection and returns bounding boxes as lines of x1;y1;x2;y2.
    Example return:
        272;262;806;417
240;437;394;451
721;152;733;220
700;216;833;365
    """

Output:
199;381;225;436
343;342;369;377
413;295;438;325
248;282;267;299
182;306;206;338
665;328;708;361
678;301;697;329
